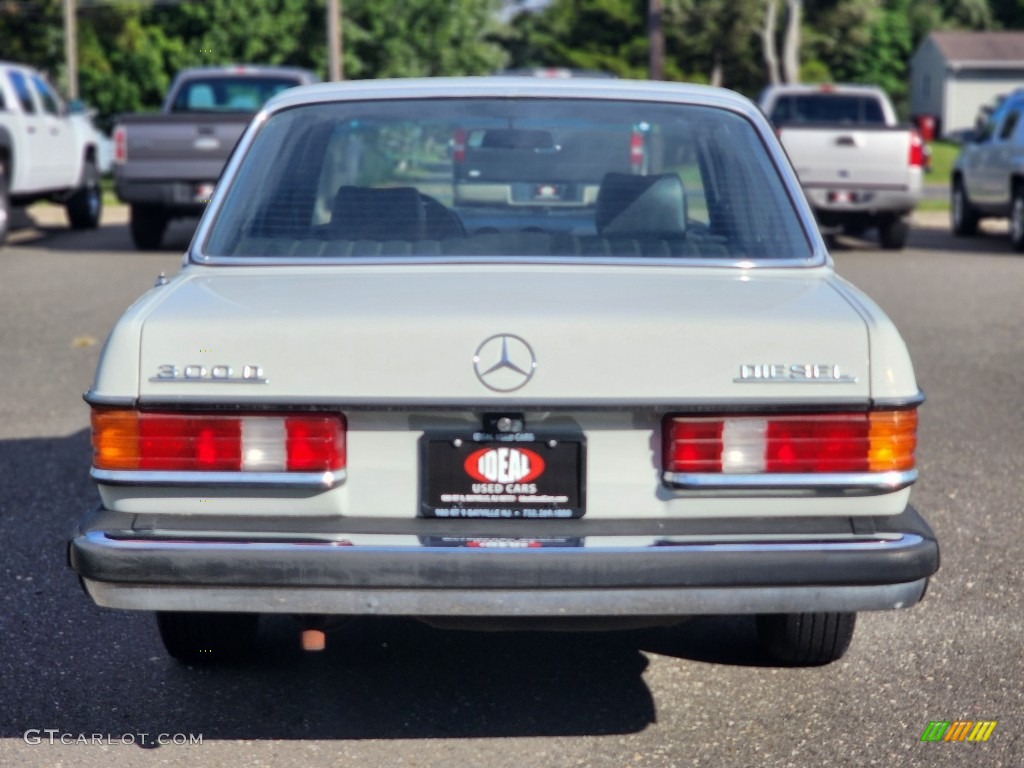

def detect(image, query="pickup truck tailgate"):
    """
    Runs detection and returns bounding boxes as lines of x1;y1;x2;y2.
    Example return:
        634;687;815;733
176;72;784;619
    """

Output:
780;126;916;191
116;113;251;182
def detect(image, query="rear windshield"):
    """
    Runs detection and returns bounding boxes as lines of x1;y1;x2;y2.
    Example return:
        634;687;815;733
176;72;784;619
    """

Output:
170;77;301;113
202;97;812;262
769;94;886;126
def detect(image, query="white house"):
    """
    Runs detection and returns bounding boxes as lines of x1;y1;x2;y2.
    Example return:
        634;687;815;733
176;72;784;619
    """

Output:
910;31;1024;138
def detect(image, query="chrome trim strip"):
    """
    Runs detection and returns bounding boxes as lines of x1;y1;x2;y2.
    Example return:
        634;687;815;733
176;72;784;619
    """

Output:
83;392;136;407
191;254;823;270
82;579;929;615
90;468;345;489
130;396;874;411
663;470;917;495
872;390;926;409
84;530;924;554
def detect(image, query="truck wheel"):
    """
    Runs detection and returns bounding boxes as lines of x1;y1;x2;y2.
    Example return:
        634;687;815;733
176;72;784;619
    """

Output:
0;160;9;246
1011;186;1024;252
66;159;102;229
878;217;909;250
951;179;979;236
130;204;168;249
156;611;259;664
756;612;855;666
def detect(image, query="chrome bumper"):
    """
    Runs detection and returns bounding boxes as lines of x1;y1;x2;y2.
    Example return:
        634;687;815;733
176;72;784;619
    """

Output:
69;506;939;617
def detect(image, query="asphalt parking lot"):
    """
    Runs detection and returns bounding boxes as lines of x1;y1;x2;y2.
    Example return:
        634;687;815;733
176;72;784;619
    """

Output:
0;205;1020;767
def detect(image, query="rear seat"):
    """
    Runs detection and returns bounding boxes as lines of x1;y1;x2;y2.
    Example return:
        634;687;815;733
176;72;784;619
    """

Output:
233;177;732;257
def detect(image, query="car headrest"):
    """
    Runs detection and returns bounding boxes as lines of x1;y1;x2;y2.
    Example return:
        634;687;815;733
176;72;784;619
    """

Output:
332;186;426;241
596;173;687;237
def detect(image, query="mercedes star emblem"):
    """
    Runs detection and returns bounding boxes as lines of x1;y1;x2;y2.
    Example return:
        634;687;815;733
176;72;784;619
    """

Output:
473;334;537;392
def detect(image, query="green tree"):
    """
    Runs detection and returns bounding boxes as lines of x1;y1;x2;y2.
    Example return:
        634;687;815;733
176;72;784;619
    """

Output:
346;0;507;77
78;4;187;125
0;0;66;83
505;0;767;91
991;0;1024;27
505;0;652;78
146;0;332;73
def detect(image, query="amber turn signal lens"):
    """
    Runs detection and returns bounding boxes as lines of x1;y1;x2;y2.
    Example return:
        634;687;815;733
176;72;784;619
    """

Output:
868;409;917;471
91;409;141;470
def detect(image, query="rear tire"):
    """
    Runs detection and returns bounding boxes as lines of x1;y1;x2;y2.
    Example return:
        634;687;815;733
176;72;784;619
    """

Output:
756;612;855;666
1011;185;1024;252
156;612;259;664
130;204;168;249
951;178;979;236
66;158;102;229
878;217;909;250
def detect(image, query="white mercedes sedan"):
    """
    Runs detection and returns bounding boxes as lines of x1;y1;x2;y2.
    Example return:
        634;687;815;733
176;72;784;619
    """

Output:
69;78;938;667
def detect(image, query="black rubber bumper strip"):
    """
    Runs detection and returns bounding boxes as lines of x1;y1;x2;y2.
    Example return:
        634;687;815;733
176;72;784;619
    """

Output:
70;511;938;592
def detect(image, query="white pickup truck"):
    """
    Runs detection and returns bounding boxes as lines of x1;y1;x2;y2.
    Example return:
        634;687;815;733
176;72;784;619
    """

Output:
759;84;924;250
0;61;102;245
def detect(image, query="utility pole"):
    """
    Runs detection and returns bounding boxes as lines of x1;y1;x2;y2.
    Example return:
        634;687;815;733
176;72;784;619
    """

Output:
64;0;78;99
648;0;664;81
327;0;343;81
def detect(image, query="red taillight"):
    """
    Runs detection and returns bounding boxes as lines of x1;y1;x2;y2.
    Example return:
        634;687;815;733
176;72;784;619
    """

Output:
138;415;241;471
453;128;466;164
908;130;924;167
92;410;346;473
113;126;126;164
286;415;344;471
664;419;724;472
764;416;869;472
629;130;645;172
663;411;917;475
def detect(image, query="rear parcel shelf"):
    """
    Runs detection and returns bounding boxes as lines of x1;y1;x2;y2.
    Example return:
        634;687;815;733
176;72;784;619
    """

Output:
227;233;734;259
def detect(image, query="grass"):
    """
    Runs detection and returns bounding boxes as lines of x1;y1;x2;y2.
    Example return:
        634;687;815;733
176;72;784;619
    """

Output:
923;140;959;189
101;176;119;206
913;140;959;212
917;197;951;212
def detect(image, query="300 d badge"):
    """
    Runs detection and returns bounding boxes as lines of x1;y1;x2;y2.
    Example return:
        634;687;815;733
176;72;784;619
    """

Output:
150;364;268;383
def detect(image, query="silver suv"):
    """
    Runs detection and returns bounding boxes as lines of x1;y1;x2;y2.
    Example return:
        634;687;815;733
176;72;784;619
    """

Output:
951;88;1024;250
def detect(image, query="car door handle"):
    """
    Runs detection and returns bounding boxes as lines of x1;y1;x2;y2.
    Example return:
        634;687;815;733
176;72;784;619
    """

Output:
27;126;36;134
50;128;60;136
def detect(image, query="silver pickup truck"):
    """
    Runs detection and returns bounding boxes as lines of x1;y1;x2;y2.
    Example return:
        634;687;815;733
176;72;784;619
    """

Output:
951;87;1024;250
113;65;317;249
759;84;924;250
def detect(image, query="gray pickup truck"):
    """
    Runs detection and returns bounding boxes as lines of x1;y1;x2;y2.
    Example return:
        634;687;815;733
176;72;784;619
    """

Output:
951;88;1024;250
113;66;318;249
759;84;925;250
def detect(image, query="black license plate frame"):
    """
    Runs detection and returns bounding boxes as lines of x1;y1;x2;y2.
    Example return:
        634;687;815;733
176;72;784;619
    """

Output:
420;433;585;520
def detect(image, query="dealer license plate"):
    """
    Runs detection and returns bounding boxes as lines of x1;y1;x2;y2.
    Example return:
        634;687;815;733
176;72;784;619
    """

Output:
421;436;584;519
